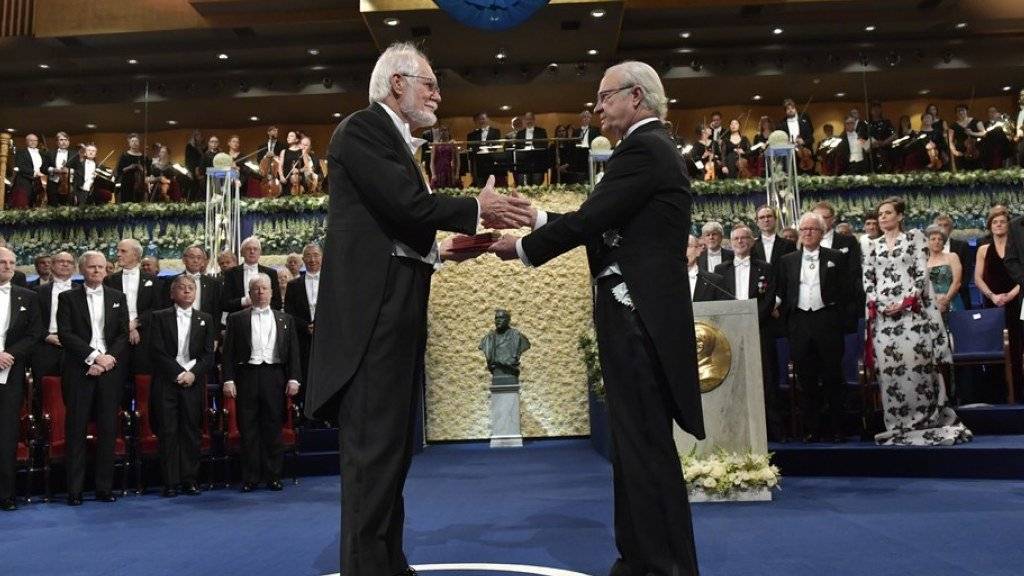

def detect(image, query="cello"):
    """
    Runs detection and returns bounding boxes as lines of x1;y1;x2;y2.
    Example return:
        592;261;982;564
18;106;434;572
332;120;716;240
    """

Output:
258;148;282;197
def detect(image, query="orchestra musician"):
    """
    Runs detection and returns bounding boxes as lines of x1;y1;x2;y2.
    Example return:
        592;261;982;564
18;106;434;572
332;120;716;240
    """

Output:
299;135;323;193
68;143;102;205
10;133;46;209
514;112;549;186
867;101;896;172
201;135;222;173
720;119;750;179
835;117;871;175
184;129;206;201
277;131;305;196
467;111;504;187
708;111;724;142
226;135;258;198
688;125;720;180
115;134;150;204
750;116;774;177
147;144;179;202
979;106;1013;170
259;126;284;159
816;124;842;176
567;110;602;184
1015;89;1024;167
925;104;947;140
777;98;815;174
849;108;870;140
46;132;78;206
949;104;985;172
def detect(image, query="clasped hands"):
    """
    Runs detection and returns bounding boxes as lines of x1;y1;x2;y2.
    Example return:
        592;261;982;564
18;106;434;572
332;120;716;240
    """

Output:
439;175;535;263
87;354;117;377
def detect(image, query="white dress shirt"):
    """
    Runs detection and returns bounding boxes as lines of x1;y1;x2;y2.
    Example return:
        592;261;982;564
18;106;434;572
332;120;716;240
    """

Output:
579;126;590;147
821;229;835;249
524;127;535;148
85;286;107;364
27;148;43;174
0;283;10;384
760;234;776;263
54;148;69;172
706;249;723;272
48;278;74;333
240;263;260;307
846;131;868;162
121;266;141;322
82;159;97;191
249;307;279;364
304;272;320;321
787;116;801;141
688;265;699;300
188;273;203;311
798;250;825;311
733;257;752;300
175;306;197;371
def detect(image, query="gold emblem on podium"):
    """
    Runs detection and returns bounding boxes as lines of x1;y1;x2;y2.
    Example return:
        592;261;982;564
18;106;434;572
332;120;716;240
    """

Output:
694;321;732;393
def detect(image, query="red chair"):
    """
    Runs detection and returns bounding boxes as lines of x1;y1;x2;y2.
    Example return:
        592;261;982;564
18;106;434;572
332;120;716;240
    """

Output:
131;374;159;494
15;378;40;504
39;376;131;501
220;391;299;486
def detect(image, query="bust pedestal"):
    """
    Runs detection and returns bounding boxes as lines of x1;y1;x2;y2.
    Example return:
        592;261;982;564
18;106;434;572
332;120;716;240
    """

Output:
489;376;523;448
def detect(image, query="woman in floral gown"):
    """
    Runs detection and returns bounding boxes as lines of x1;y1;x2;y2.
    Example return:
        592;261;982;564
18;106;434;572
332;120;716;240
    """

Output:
863;197;972;446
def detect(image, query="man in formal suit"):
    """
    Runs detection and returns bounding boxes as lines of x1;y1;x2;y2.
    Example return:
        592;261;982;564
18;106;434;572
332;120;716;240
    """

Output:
835;116;871;175
304;42;534;576
149;275;215;497
0;237;29;289
28;254;52;288
1002;213;1024;290
514;112;549;185
708;111;724;142
68;143;100;206
10;133;46;208
778;98;815;174
31;252;77;383
565;110;602;184
222;273;301;492
934;214;974;310
491;60;703;576
259;126;284;160
58;251;129;505
715;226;784;439
105;239;163;376
45;132;77;207
222;236;281;314
0;247;43;511
284;244;320;407
165;245;222;322
217;251;238;275
813;201;863;331
752;205;797;269
687;234;727;302
467;112;503;187
697;220;733;273
777;213;851;443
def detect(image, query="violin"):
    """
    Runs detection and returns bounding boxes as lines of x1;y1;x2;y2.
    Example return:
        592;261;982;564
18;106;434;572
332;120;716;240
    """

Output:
703;147;717;182
301;148;320;193
287;162;306;196
926;141;943;171
259;151;282;198
796;144;815;173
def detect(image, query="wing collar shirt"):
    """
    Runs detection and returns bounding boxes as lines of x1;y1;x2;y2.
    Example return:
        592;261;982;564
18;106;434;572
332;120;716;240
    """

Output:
761;233;776;263
249;306;279;364
688;265;699;300
187;273;203;311
175;306;197;371
28;147;43;174
821;229;835;249
49;278;74;334
304;272;320;320
85;285;107;364
787;116;801;142
121;265;140;322
798;250;825;311
733;257;751;300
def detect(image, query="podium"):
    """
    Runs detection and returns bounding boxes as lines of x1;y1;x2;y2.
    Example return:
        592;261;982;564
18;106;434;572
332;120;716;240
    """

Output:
674;299;768;457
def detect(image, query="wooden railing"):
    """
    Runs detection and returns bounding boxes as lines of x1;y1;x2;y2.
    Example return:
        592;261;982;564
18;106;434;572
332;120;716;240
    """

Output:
1;0;33;37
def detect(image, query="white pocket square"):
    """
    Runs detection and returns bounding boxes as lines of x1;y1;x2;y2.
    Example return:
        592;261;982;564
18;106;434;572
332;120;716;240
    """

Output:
144;280;153;287
827;261;836;268
19;306;26;312
840;247;849;253
200;320;206;326
113;303;120;308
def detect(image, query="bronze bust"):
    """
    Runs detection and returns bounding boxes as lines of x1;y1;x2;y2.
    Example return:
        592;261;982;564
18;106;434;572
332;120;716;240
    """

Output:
479;309;531;387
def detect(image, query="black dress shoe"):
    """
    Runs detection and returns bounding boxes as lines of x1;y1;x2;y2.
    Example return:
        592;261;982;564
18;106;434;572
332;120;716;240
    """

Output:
241;482;256;493
67;494;83;506
95;492;117;503
0;498;16;511
161;488;178;498
267;480;283;491
180;483;201;496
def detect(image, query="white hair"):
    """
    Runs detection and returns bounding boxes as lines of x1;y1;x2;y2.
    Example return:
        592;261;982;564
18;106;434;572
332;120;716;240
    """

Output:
79;250;106;268
605;61;669;120
368;42;426;103
240;236;262;251
120;238;143;259
701;221;724;236
248;272;272;292
799;212;827;231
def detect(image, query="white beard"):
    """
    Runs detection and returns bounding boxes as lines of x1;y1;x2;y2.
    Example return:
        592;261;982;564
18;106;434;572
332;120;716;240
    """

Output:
400;90;436;128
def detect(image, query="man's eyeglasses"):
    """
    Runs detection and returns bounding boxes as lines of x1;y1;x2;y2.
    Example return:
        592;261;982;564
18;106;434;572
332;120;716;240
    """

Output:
402;74;440;94
798;227;824;233
596;84;636;105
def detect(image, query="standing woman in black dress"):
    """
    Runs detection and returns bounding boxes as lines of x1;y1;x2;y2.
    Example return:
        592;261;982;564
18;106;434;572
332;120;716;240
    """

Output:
925;104;947;142
116;133;150;203
721;119;750;179
750;116;774;177
278;131;305;196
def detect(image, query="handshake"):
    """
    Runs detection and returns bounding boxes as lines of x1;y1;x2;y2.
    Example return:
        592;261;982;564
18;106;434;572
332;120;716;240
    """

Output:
439;175;535;263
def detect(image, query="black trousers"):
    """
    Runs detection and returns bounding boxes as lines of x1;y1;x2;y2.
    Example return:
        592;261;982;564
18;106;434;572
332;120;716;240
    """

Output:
594;277;699;576
64;368;124;495
236;364;286;484
155;377;204;487
0;371;25;501
337;257;430;576
760;329;786;440
32;340;63;381
790;308;846;437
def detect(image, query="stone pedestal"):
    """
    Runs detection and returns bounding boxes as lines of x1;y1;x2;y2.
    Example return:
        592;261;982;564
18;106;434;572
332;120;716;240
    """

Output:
675;299;768;457
490;380;523;448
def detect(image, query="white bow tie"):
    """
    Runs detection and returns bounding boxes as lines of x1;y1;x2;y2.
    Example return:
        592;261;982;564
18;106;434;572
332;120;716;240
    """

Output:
54;280;72;289
244;264;259;272
0;284;10;294
804;253;819;261
734;259;750;268
86;287;103;296
254;307;272;316
123;268;139;276
176;309;192;319
306;273;319;281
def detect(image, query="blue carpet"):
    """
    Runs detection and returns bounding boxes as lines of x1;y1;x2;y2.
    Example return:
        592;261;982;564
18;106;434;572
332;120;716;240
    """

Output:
3;439;1024;576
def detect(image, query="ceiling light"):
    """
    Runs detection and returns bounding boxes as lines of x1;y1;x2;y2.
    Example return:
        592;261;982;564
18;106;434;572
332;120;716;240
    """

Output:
310;65;326;71
384;17;399;27
835;92;846;98
5;128;14;133
864;25;876;32
918;89;930;95
669;98;678;104
499;105;511;111
127;59;138;65
590;8;606;18
495;50;507;61
85;124;96;129
333;112;342;118
308;48;319;56
166;120;177;125
772;27;783;35
676;48;693;54
218;53;229;60
38;63;49;69
585;102;594;108
587;49;599;56
812;78;821;84
679;31;691;39
955;22;967;29
1004;86;1013;92
249;116;259;121
547;62;558;69
752;94;762;101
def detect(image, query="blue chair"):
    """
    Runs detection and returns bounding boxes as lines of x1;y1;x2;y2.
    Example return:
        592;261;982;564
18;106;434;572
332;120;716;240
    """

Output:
946;308;1013;403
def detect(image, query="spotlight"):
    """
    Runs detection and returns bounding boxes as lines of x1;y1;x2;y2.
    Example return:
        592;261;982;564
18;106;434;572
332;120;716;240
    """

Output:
752;94;762;101
333;112;342;118
218;53;229;60
587;49;599;56
495;49;507;61
127;59;138;65
500;105;511;111
39;63;49;69
669;98;678;104
590;9;606;18
5;128;14;132
676;48;693;54
250;116;260;121
167;120;178;125
918;89;930;95
955;22;967;30
679;31;691;39
835;92;846;98
585;102;594;108
1004;86;1013;92
384;17;399;26
85;123;96;129
772;27;783;35
865;25;876;32
308;48;320;56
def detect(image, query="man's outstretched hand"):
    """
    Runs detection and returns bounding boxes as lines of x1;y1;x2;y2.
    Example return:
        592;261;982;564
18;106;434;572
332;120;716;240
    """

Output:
478;176;536;229
488;234;521;261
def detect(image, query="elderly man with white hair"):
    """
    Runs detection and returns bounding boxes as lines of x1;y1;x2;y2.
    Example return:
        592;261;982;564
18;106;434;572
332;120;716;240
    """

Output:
697;220;733;273
221;236;281;314
304;41;534;576
490;60;703;576
105;238;164;375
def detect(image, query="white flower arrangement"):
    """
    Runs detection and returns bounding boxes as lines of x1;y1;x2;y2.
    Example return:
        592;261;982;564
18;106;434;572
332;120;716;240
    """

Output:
681;448;781;500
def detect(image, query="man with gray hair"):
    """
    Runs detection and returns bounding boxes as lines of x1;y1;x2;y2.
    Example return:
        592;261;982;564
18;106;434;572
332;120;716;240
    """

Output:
489;60;703;576
698;220;733;273
222;236;281;314
305;42;534;576
105;238;163;375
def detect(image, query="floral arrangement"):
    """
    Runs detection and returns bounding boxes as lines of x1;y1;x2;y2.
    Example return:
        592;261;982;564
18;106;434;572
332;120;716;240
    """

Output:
577;331;604;400
681;448;781;497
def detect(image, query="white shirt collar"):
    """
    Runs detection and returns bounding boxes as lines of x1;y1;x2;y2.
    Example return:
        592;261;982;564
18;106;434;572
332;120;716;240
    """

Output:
122;266;139;275
380;102;427;155
803;248;820;258
688;264;699;276
175;305;192;317
762;233;776;242
253;305;272;315
244;263;259;271
53;277;73;287
625;117;660;139
306;271;320;280
734;256;750;266
707;247;721;256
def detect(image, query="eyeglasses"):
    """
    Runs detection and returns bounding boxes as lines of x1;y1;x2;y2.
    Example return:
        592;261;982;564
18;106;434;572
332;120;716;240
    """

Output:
798;227;824;233
596;84;636;105
402;74;440;94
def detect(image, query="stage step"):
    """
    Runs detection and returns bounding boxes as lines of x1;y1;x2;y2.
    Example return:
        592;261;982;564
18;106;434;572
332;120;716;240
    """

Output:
770;434;1024;479
957;404;1024;435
